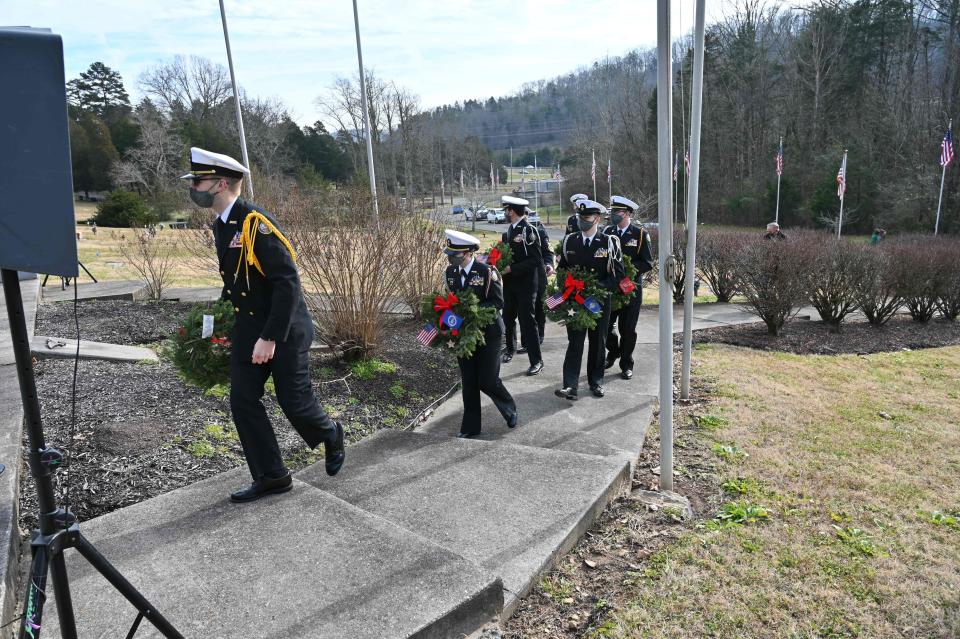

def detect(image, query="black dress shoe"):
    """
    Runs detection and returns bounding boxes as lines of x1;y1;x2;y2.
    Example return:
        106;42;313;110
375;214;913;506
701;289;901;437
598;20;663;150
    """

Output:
325;421;346;476
517;345;528;354
621;369;633;380
590;385;605;398
457;432;478;439
502;352;514;363
230;473;293;503
526;361;544;376
554;387;579;401
604;356;617;370
507;413;519;429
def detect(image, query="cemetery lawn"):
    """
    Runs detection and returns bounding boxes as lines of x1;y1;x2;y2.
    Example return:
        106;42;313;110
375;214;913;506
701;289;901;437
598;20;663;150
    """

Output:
505;343;960;639
21;300;458;532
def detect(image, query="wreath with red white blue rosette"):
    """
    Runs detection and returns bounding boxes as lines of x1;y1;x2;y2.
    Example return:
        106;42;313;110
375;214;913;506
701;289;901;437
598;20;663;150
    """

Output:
417;289;498;358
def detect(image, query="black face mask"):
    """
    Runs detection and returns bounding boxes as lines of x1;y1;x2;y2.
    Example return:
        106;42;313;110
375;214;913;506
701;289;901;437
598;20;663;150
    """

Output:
447;254;466;267
611;212;626;226
189;182;220;208
577;217;597;233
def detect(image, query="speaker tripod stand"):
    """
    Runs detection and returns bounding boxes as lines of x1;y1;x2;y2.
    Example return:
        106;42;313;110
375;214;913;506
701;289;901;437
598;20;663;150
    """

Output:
2;268;183;639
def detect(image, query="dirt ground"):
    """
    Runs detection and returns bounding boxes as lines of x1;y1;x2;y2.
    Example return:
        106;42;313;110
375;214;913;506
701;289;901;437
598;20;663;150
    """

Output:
21;299;458;532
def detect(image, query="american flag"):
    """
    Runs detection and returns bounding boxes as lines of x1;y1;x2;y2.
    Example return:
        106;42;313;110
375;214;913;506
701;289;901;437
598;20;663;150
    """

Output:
546;291;565;310
490;163;496;187
684;150;691;176
941;125;954;168
673;153;678;183
775;139;784;176
460;168;465;193
440;168;445;192
836;155;847;199
591;151;596;181
607;158;612;184
554;164;562;181
417;323;438;347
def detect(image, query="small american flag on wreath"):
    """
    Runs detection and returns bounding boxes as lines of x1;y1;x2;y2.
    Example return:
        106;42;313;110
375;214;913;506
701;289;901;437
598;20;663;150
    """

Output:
417;323;438;347
545;291;566;310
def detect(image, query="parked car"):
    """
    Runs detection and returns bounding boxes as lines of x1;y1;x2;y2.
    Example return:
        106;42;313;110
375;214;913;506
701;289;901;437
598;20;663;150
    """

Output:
489;209;507;223
452;205;464;215
476;206;489;220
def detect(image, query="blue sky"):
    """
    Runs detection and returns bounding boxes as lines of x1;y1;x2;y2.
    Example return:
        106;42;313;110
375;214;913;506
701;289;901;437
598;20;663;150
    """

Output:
3;1;737;126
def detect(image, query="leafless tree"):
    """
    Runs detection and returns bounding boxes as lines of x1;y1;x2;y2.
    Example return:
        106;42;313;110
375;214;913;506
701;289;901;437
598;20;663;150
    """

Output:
138;55;232;118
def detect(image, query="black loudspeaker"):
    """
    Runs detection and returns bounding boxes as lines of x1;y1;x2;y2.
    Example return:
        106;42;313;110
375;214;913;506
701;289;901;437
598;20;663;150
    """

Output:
0;27;78;277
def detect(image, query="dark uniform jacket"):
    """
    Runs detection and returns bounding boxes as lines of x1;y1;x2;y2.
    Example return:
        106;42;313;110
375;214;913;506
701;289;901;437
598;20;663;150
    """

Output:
565;214;579;236
604;223;654;283
444;261;506;336
501;218;542;288
536;223;554;270
558;231;626;291
213;199;311;345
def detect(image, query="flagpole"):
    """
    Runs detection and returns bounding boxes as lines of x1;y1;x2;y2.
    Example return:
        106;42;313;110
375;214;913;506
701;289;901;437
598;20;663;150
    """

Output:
608;157;612;202
510;147;513;186
534;154;539;211
673;152;678;225
555;164;561;226
219;0;254;199
656;0;675;493
837;149;847;238
775;136;782;225
680;0;705;401
352;0;379;221
935;119;952;236
592;150;597;200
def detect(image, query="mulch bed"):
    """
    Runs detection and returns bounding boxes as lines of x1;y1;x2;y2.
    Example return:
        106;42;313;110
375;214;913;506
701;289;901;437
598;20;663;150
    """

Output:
685;312;960;355
20;300;458;533
501;356;723;638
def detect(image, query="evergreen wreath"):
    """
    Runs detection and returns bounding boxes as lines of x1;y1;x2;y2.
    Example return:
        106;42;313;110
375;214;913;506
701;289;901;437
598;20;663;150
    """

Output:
545;267;607;331
165;299;235;388
611;257;639;311
484;241;513;269
419;289;498;358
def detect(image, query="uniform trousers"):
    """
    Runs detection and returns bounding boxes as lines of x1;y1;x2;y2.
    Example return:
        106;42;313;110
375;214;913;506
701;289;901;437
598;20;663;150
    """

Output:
229;321;337;481
562;294;612;390
503;275;542;365
520;265;548;347
458;320;517;435
607;287;643;371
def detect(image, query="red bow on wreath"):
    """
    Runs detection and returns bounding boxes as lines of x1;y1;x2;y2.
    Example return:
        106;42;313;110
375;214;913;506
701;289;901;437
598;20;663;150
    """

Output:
433;292;459;313
562;272;586;304
487;247;502;267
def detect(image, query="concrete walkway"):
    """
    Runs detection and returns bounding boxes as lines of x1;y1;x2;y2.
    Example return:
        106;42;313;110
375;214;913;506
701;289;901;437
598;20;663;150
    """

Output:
30;298;766;638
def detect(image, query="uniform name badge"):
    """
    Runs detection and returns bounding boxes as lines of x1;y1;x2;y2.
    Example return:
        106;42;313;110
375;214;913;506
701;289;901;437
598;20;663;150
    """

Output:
468;274;484;286
229;232;242;248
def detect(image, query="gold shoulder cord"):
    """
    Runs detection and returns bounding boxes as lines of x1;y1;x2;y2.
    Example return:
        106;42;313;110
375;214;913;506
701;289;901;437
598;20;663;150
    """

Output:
234;211;298;288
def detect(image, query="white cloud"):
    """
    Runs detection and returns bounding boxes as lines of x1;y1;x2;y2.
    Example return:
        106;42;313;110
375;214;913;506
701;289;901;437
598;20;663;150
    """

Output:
3;0;760;126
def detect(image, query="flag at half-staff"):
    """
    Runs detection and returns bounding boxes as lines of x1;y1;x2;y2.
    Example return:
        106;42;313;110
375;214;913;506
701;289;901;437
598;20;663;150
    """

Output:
935;120;954;235
774;136;784;224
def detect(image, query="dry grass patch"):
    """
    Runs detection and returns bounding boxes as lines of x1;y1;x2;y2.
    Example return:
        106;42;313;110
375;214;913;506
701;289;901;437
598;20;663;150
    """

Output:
605;344;960;639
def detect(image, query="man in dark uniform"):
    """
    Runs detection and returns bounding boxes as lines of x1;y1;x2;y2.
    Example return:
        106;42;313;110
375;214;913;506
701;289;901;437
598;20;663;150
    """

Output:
499;196;544;376
555;200;625;400
565;193;589;236
443;229;518;438
518;211;554;353
604;195;655;380
180;147;345;503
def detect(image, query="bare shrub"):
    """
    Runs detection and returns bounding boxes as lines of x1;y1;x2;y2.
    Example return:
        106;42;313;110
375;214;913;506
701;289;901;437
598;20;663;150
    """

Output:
393;209;446;320
733;238;807;335
893;237;945;323
118;229;177;300
698;229;746;303
934;240;960;321
852;243;904;326
799;233;863;333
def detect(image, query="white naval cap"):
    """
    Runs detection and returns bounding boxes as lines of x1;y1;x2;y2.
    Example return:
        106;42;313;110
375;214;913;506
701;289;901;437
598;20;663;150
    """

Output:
444;229;481;255
179;147;250;180
610;195;640;212
501;195;529;210
570;193;589;204
576;199;608;216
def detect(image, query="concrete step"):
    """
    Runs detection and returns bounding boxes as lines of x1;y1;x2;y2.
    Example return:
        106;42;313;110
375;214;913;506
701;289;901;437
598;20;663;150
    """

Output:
298;430;630;616
31;335;158;363
42;468;502;639
417;322;657;471
40;280;146;302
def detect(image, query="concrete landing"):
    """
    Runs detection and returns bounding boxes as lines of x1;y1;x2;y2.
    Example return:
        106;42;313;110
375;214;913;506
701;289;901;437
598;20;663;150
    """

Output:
40;279;146;302
43;468;502;639
161;286;221;302
298;430;630;616
31;336;159;363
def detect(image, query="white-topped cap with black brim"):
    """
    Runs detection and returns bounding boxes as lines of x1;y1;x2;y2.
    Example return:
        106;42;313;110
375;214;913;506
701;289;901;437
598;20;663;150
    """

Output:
610;195;639;212
501;195;529;213
179;147;250;180
576;199;608;217
444;229;481;255
570;193;589;204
